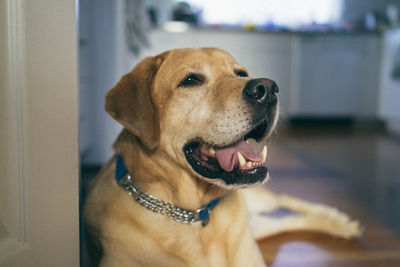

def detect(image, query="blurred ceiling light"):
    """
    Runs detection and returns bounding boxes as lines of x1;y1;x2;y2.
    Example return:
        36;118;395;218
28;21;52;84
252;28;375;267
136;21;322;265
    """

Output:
163;21;190;33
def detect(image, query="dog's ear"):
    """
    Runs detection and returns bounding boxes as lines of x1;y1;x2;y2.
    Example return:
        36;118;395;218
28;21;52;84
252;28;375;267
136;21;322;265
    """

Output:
105;54;167;150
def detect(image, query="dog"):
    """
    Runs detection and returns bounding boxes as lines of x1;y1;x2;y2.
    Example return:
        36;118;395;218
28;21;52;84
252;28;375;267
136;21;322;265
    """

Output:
83;48;361;266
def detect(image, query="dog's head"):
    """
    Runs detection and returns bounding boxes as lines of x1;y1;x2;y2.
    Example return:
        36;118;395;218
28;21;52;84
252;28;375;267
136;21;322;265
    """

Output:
106;48;279;189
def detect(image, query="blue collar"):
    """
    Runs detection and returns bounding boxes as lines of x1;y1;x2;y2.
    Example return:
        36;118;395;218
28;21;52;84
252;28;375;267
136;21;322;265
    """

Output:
115;154;129;182
115;155;220;227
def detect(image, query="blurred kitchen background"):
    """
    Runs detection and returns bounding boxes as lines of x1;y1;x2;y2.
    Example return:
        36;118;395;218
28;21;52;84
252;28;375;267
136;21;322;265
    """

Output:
78;0;400;165
78;0;400;266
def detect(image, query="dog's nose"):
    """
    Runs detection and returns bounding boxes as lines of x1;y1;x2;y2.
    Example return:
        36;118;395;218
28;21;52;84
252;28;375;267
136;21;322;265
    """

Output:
242;78;278;106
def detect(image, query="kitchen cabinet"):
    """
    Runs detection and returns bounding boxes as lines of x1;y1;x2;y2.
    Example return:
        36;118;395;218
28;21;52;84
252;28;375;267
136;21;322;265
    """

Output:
379;28;400;134
293;34;380;117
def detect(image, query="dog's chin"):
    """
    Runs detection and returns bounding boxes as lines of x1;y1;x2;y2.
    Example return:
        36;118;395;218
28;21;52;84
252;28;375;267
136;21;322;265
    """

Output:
183;118;273;188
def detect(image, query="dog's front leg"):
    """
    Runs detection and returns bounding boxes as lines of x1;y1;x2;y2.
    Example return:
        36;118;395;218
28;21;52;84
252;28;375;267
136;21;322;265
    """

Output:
248;193;362;240
250;211;361;240
243;187;362;239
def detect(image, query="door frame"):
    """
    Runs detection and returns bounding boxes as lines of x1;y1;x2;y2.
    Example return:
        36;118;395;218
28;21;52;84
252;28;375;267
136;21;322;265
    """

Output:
0;0;79;266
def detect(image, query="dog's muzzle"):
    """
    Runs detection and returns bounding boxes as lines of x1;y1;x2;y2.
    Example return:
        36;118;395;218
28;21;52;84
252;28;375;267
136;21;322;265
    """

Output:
183;78;279;187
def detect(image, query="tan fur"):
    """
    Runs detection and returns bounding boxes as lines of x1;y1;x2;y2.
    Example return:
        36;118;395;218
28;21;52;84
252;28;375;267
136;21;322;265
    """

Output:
84;48;266;266
242;187;361;240
84;48;361;267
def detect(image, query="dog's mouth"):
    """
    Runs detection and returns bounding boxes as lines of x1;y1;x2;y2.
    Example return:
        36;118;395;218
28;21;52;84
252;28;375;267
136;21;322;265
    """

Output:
183;119;270;187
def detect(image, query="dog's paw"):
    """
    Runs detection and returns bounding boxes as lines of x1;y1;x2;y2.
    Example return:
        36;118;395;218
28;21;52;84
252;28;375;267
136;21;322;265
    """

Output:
311;209;363;239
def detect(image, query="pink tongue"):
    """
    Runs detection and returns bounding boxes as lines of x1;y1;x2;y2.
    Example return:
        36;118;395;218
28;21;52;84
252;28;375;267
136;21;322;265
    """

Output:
215;140;263;172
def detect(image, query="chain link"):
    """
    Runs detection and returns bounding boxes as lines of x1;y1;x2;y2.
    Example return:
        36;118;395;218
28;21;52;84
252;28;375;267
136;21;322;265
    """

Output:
120;174;206;224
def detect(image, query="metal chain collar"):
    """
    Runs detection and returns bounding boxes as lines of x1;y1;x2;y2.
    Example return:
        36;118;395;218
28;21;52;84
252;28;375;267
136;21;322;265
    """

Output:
119;174;216;226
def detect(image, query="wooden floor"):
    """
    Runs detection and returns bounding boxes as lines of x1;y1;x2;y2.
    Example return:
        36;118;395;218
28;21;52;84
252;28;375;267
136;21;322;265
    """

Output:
258;128;400;266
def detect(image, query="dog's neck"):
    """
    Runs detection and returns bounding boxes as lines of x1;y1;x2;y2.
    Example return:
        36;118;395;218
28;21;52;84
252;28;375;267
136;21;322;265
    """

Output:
113;129;227;211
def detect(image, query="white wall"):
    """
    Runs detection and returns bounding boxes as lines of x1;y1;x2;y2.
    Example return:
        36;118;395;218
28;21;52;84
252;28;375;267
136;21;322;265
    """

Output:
79;0;142;165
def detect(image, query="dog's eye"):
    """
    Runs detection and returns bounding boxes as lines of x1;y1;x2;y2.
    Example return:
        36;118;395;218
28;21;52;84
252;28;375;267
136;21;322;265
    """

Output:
179;74;204;87
235;70;248;77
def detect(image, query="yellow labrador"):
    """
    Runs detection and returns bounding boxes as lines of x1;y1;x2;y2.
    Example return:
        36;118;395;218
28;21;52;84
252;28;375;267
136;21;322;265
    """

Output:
84;48;360;266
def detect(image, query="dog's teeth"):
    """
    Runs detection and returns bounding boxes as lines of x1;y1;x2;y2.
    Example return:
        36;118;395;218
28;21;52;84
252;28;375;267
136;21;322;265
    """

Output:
209;147;216;155
247;161;252;167
262;145;267;162
237;152;246;167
